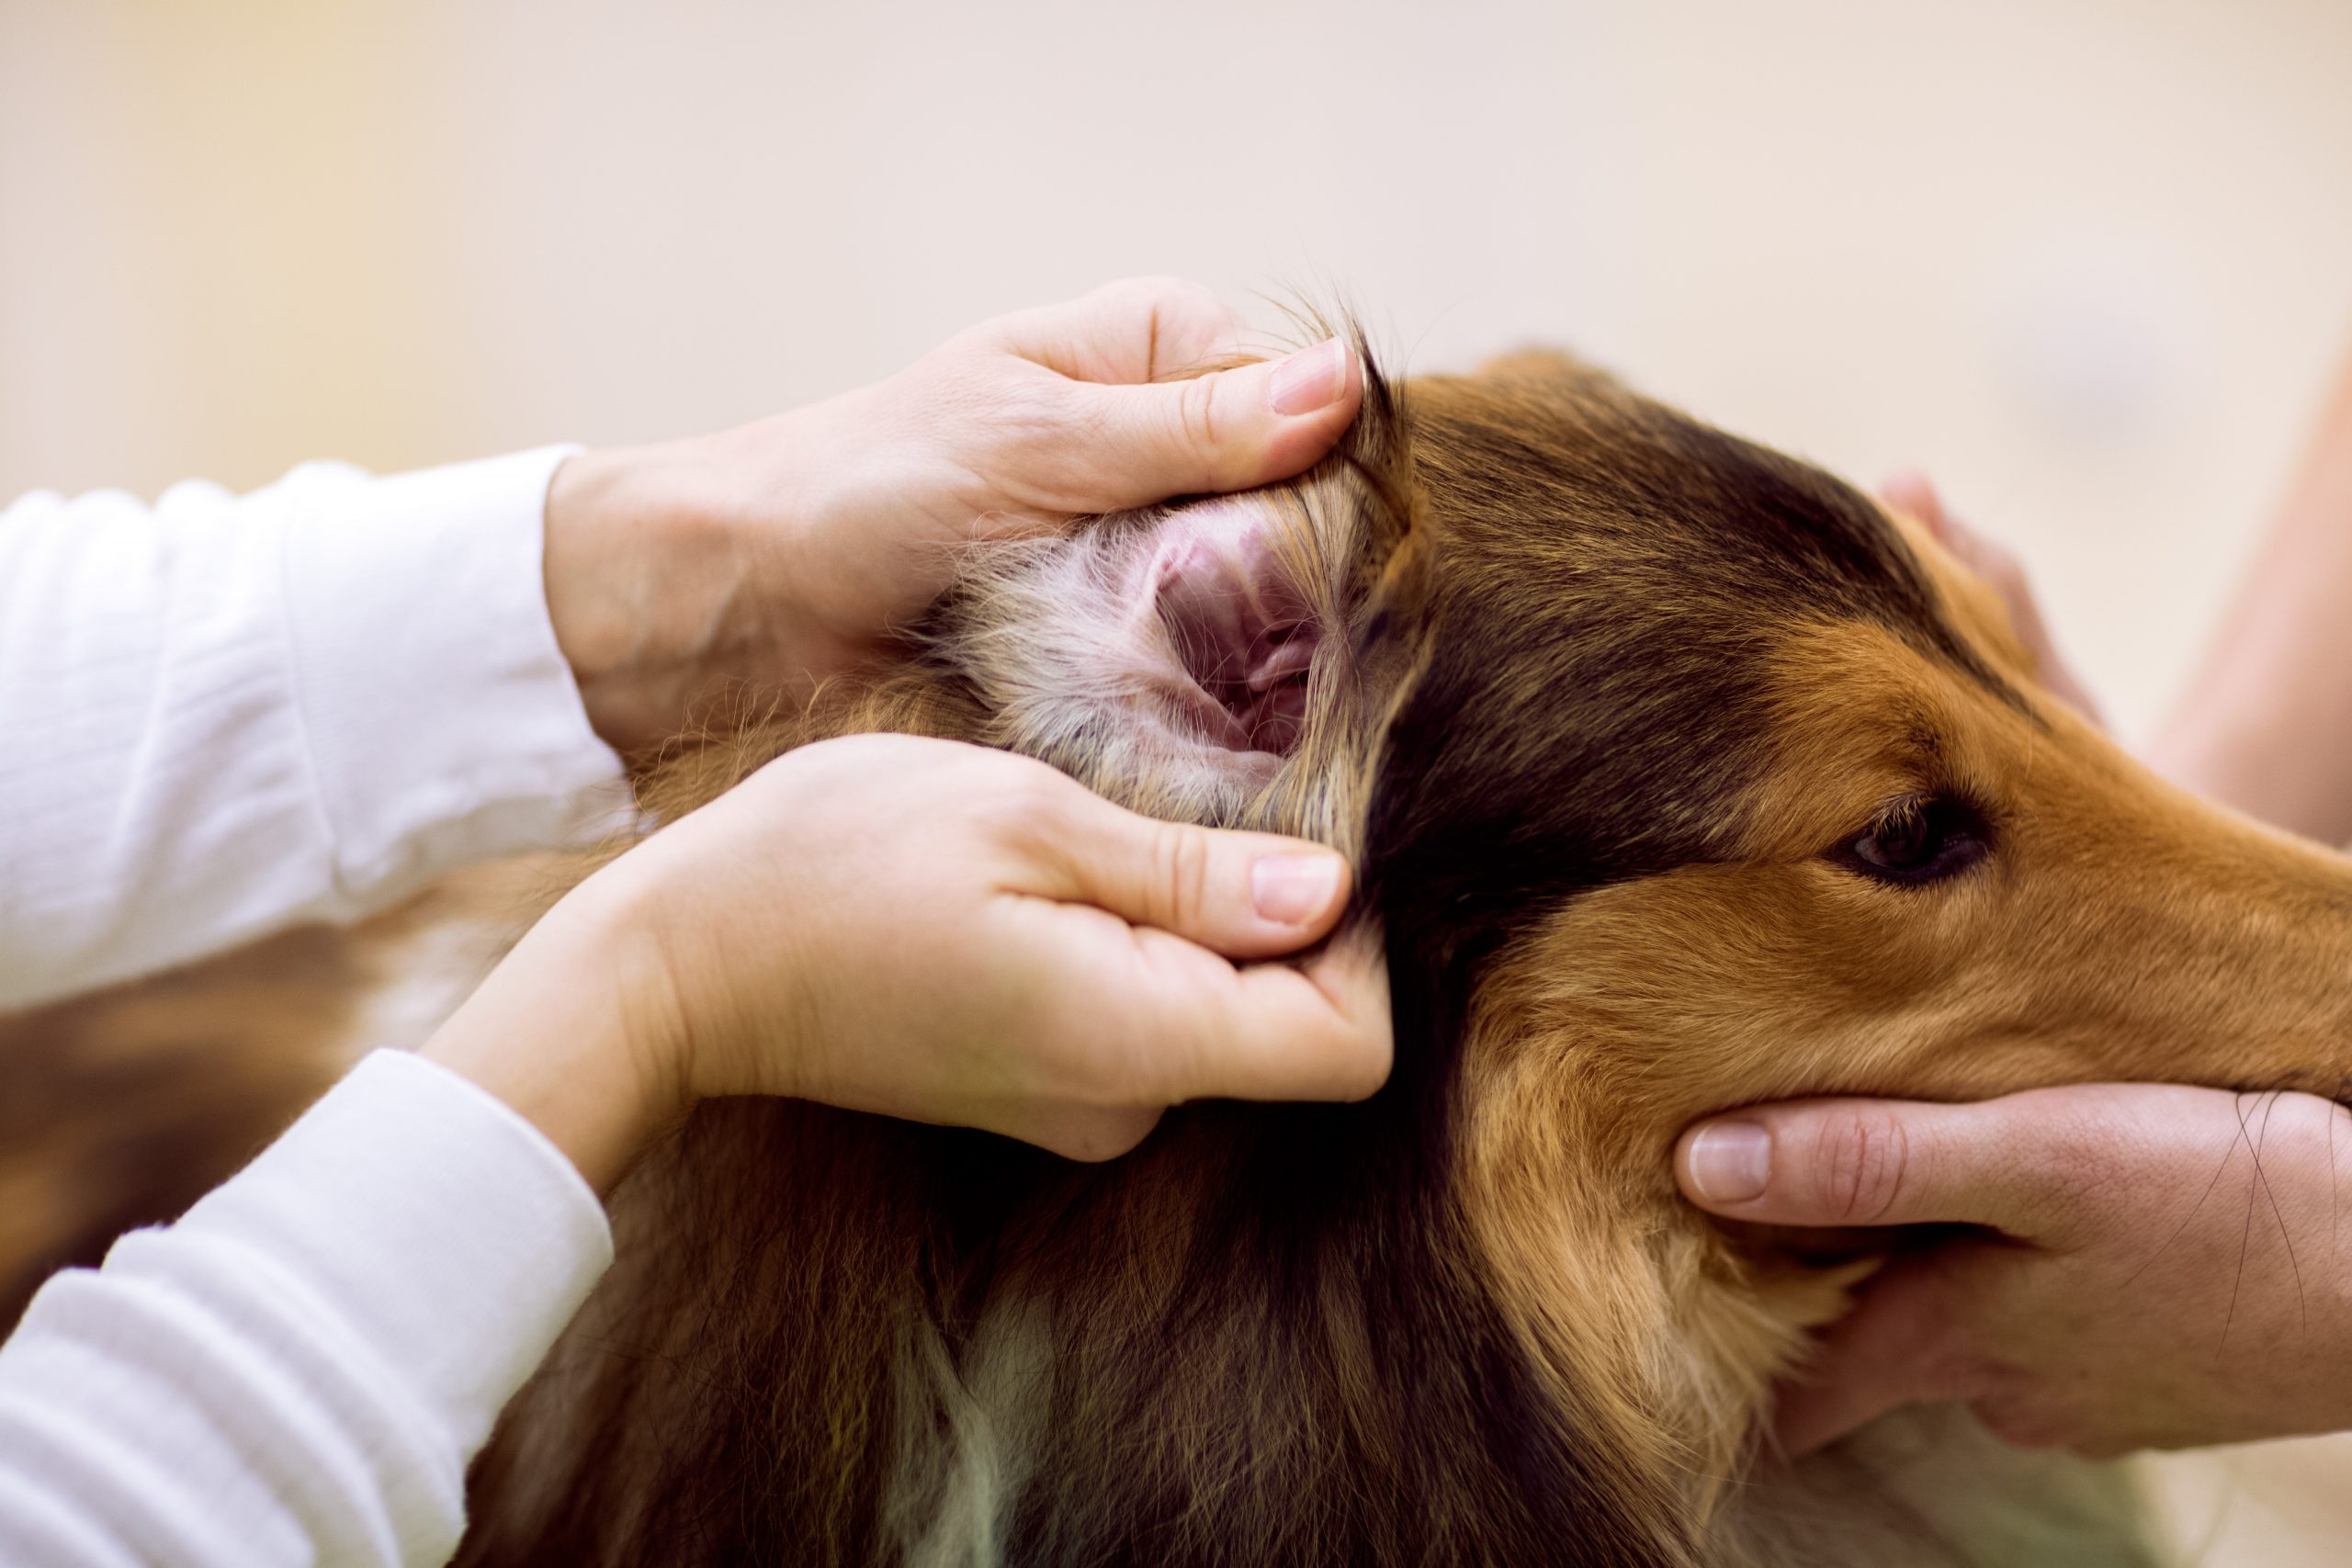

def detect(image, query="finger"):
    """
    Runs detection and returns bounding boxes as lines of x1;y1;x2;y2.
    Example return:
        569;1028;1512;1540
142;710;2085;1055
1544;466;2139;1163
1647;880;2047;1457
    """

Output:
1017;1104;1167;1165
1067;338;1365;504
1883;470;2027;594
1883;470;2020;591
992;276;1250;384
1176;931;1392;1102
1027;909;1392;1105
1674;1098;2075;1236
1882;469;2106;724
1883;469;2030;626
1772;1258;1983;1455
1014;777;1354;959
1879;468;1954;546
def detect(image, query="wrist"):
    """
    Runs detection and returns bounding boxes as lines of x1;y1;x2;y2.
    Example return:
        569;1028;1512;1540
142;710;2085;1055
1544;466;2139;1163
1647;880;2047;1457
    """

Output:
422;869;691;1193
543;441;785;755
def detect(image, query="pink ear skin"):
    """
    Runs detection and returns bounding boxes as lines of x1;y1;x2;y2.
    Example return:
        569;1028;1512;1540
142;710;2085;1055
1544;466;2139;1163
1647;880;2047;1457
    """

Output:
1141;499;1322;759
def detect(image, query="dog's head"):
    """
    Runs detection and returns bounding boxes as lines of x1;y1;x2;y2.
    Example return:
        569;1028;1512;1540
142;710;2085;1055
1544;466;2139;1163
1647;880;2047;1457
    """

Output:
925;340;2352;1524
954;339;2352;1142
476;341;2352;1568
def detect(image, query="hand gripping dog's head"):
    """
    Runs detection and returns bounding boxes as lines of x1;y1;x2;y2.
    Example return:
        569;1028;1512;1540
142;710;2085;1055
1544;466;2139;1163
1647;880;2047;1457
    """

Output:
462;342;2352;1568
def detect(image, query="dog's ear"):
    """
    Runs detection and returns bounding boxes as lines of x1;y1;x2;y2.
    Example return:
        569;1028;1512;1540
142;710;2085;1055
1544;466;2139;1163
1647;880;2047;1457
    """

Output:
1332;342;1433;631
1353;497;1435;662
1247;333;1441;861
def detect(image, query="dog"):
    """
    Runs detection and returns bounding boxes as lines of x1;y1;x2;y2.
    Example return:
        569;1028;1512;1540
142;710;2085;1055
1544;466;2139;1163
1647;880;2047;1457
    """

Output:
8;337;2351;1566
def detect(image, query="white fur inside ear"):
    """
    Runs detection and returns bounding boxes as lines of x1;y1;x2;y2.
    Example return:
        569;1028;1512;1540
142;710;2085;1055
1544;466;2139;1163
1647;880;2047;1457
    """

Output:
944;494;1322;825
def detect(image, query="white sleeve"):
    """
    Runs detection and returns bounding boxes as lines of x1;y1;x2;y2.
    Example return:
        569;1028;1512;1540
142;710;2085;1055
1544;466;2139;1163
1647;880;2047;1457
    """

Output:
0;451;633;1013
0;1050;613;1568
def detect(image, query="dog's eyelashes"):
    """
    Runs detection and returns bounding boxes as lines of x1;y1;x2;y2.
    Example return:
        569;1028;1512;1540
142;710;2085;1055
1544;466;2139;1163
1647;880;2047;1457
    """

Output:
1830;795;1992;886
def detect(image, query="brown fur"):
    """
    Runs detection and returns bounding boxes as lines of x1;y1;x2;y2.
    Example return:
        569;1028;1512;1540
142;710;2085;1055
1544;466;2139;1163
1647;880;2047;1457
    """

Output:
6;341;2349;1565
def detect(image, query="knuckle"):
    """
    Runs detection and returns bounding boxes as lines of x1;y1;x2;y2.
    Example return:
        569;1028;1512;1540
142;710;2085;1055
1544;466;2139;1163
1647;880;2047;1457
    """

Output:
1970;1394;2069;1451
1918;1326;2001;1403
1150;823;1217;931
991;377;1081;447
1050;1108;1159;1164
1173;373;1227;464
972;763;1069;849
1036;1018;1142;1114
1332;1031;1393;1102
1101;274;1216;321
1813;1107;1915;1223
1094;274;1184;307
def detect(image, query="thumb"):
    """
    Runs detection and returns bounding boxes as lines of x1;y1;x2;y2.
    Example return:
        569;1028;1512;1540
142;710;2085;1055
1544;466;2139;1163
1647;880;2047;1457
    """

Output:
1674;1098;2050;1234
1020;778;1353;960
1076;337;1364;505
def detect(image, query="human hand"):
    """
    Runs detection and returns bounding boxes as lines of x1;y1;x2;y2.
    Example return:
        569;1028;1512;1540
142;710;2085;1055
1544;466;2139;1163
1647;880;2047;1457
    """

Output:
544;279;1364;753
426;734;1389;1189
1674;1085;2352;1458
1882;470;2103;724
2147;343;2352;843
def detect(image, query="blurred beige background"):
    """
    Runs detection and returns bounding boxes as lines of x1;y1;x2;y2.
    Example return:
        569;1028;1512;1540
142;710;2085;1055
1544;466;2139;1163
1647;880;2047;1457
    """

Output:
6;0;2350;743
4;0;2350;1557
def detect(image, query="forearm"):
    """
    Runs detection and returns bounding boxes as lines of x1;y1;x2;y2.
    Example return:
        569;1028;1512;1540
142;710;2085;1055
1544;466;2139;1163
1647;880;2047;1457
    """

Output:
0;453;629;1012
2153;347;2352;842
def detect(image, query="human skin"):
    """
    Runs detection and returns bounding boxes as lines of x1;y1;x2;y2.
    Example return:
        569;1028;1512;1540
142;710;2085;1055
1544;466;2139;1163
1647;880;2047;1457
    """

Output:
1677;416;2352;1458
424;733;1390;1192
1679;1085;2352;1457
2152;344;2352;843
539;277;1363;755
424;280;1388;1191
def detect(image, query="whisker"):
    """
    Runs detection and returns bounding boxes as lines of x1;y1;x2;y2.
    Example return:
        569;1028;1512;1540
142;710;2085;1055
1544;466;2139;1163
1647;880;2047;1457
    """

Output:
2214;1092;2267;1362
2245;1089;2310;1336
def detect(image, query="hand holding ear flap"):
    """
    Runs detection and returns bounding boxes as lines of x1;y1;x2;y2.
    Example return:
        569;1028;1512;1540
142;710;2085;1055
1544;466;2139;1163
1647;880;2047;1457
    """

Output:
542;278;1364;755
432;733;1394;1186
959;277;1365;513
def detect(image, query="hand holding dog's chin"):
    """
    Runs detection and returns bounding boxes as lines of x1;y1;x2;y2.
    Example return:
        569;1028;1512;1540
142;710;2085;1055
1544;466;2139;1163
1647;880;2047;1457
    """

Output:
427;735;1391;1191
1676;1085;2352;1457
539;279;1363;758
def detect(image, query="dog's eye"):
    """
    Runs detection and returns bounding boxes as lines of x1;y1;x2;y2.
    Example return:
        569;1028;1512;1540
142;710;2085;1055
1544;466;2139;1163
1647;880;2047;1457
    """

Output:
1832;795;1991;886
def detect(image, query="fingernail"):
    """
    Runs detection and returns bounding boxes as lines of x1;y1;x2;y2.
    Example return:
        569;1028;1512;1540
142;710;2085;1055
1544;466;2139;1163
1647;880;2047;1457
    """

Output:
1250;852;1344;924
1268;338;1349;416
1687;1122;1772;1203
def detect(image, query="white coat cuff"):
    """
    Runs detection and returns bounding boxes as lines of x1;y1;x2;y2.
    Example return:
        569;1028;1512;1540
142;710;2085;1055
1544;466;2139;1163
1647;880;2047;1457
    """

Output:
160;1048;615;1461
278;447;632;909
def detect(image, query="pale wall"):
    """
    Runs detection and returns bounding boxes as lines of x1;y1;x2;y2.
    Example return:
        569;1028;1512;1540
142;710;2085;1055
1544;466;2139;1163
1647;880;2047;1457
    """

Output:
6;1;2350;739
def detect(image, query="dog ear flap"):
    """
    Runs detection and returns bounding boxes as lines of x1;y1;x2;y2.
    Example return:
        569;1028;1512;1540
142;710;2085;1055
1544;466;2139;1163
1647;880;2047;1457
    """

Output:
1354;520;1434;662
1349;353;1439;667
